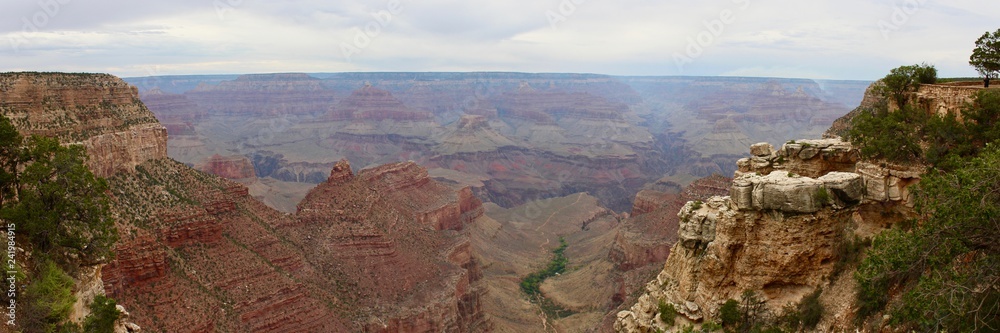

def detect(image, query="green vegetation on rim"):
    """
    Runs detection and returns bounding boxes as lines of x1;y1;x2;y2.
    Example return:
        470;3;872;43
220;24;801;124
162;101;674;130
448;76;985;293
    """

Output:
0;114;122;332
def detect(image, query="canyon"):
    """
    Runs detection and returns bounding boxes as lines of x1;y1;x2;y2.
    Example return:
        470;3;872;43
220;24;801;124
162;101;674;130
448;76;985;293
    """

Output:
128;73;868;214
1;71;876;332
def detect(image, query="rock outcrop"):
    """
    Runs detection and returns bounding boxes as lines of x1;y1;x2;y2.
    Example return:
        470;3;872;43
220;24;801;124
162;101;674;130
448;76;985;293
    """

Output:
196;154;257;180
0;72;168;177
615;138;921;332
288;159;488;331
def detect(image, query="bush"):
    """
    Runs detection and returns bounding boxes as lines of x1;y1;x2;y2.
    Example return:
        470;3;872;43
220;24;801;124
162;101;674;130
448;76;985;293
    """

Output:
719;299;740;327
798;288;823;329
846;102;927;163
658;299;677;326
22;261;76;333
0;132;118;268
876;63;937;107
83;295;121;333
855;144;1000;330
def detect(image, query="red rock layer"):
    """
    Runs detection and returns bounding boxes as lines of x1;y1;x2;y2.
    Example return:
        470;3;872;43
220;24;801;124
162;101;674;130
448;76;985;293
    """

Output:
197;154;257;180
106;160;352;332
0;73;168;177
327;85;434;121
610;174;732;271
287;159;488;331
183;73;336;117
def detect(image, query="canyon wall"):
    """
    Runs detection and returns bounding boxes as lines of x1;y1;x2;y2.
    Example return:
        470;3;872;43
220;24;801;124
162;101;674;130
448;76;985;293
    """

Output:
0;73;167;177
3;72;491;332
615;138;922;332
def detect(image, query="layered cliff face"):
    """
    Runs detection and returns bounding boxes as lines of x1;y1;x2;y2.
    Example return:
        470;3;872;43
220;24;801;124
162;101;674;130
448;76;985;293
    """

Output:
5;72;493;332
183;73;336;117
284;159;488;331
0;72;167;177
611;174;732;273
197;154;257;180
615;138;922;332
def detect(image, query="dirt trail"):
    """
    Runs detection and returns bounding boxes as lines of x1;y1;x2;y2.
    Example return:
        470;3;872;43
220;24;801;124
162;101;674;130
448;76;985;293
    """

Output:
535;193;584;232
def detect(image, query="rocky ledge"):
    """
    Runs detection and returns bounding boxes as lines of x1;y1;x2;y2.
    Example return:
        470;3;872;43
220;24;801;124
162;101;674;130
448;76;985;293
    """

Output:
615;138;923;332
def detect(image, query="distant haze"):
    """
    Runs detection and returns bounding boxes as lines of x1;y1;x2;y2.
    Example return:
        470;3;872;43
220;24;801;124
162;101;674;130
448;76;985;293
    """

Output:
1;0;997;79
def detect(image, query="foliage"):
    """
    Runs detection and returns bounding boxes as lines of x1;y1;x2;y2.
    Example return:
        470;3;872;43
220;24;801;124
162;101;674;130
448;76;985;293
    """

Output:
719;299;740;327
520;237;569;297
775;289;823;330
735;290;770;333
832;234;868;278
0;115;21;204
849;87;1000;168
846;102;926;162
519;237;574;318
798;288;823;329
855;144;1000;331
813;187;831;205
657;299;677;326
83;295;121;333
22;261;76;333
0;122;118;268
875;63;937;107
970;28;1000;87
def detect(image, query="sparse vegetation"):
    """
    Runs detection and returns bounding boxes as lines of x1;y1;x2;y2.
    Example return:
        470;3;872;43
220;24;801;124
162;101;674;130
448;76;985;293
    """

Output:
691;200;703;210
658;299;677;326
0;114;123;332
855;144;1000;331
813;187;831;205
520;237;575;318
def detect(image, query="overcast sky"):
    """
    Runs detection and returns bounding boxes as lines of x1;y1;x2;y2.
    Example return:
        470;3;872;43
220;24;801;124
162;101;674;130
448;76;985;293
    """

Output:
1;0;997;80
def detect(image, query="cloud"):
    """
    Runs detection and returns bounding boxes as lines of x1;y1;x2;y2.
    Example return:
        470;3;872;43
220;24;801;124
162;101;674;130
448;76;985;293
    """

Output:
0;0;996;79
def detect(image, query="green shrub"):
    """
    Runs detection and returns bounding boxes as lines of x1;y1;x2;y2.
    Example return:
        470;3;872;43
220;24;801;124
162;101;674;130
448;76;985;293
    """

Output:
83;295;121;333
520;237;569;297
701;321;723;332
813;187;831;205
22;261;76;333
846;102;927;163
658;299;677;326
855;144;1000;330
876;63;937;107
798;288;823;329
719;299;740;326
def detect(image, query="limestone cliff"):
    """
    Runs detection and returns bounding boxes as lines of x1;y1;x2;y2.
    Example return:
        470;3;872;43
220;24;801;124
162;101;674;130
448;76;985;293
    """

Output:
615;138;922;332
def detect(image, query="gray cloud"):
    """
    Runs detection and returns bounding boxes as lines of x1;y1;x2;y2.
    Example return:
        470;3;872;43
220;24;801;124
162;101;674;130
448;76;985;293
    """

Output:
0;0;997;79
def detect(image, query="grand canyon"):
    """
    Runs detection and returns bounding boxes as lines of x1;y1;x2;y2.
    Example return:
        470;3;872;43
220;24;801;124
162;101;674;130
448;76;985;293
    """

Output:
2;71;887;332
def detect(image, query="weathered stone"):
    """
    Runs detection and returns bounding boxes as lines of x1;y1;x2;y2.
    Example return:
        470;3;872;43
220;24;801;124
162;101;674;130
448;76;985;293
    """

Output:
798;146;820;159
750;142;774;157
730;178;754;210
818;172;864;204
